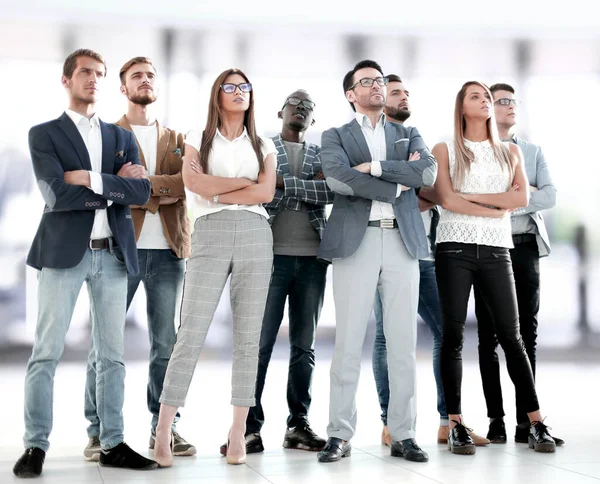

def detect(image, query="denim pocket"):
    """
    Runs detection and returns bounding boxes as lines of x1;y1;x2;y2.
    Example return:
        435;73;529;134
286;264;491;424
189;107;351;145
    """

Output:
111;247;125;264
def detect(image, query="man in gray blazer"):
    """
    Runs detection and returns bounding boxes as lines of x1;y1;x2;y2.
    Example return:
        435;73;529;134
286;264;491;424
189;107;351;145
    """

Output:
316;60;437;464
475;82;562;446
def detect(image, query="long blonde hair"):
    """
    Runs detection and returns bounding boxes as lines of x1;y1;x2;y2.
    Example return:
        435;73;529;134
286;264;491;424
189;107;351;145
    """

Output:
452;81;513;190
198;68;264;174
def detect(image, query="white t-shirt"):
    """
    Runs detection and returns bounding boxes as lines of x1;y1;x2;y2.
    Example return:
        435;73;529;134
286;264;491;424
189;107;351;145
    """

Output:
131;124;171;250
185;128;277;219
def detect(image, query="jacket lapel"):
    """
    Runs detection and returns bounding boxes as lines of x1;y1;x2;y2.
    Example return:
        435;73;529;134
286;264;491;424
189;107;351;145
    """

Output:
301;143;314;179
100;121;115;174
273;134;291;176
348;119;371;164
156;121;169;175
384;122;398;160
58;112;92;170
116;115;147;169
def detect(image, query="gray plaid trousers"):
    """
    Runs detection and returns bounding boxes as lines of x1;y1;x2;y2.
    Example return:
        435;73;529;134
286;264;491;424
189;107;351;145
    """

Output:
160;210;273;407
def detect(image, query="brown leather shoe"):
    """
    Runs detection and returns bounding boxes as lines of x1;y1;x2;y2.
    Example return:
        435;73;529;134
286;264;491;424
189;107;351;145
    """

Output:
468;429;490;446
381;426;392;446
438;425;449;443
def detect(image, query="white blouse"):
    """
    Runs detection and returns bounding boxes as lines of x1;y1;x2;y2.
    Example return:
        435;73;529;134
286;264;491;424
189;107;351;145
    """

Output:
436;139;514;249
185;128;277;219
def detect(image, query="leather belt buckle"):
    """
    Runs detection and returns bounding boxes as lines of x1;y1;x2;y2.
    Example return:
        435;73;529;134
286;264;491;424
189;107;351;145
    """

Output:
380;219;395;229
89;238;111;250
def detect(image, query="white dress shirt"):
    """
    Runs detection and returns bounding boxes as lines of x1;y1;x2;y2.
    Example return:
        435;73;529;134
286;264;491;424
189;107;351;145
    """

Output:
131;123;170;250
354;112;401;221
64;109;112;239
185;128;277;219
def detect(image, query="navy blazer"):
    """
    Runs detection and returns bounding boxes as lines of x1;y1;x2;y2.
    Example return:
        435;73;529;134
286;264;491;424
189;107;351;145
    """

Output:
27;112;151;275
319;119;437;261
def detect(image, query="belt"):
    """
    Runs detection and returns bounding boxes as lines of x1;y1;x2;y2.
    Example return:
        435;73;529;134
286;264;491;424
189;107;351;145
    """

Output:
367;219;398;229
89;237;114;250
512;234;537;245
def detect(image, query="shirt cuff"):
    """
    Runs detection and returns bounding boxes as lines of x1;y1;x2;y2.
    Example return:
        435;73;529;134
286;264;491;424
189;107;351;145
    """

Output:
88;172;112;206
89;171;103;194
396;184;402;197
370;160;382;177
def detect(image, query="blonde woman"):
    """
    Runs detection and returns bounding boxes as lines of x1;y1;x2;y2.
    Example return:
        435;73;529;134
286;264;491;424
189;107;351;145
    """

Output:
152;68;276;466
421;81;557;455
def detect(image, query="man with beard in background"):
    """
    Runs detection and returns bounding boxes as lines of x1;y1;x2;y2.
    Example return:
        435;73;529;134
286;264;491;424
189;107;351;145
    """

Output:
83;57;195;462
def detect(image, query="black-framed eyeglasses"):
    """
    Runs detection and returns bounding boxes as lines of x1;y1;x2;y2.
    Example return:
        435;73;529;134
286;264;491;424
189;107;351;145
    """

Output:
495;98;521;107
283;97;316;111
349;77;389;90
220;82;252;94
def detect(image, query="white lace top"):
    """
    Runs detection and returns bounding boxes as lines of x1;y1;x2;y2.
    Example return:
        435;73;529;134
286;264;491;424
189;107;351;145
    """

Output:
436;139;514;249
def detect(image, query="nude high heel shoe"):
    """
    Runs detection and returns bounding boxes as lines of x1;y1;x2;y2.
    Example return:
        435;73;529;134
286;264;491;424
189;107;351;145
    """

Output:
154;431;174;468
226;432;246;465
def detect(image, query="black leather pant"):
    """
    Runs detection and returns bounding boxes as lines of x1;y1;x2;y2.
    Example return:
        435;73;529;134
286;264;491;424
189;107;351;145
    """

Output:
475;236;541;423
435;242;539;416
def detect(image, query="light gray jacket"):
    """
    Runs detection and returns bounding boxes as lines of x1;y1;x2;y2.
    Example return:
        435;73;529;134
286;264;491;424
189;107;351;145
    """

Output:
513;137;557;257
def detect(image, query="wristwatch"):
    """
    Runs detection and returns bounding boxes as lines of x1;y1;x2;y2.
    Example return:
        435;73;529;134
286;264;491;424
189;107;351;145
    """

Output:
212;194;219;204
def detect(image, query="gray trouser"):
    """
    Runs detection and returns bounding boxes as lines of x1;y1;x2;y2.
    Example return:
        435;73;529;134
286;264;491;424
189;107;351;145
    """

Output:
328;227;419;442
160;210;273;408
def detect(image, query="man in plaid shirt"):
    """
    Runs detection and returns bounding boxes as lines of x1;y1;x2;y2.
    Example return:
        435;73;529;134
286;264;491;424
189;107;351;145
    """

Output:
234;89;333;454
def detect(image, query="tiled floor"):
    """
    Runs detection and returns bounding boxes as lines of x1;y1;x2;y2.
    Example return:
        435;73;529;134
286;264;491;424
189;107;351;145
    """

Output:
1;354;599;483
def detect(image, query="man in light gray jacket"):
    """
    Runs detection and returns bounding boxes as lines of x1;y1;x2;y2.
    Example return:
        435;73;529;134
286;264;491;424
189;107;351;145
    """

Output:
475;82;563;446
316;60;437;464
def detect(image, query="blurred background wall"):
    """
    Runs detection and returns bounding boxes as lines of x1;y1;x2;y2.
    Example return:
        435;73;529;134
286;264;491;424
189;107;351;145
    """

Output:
0;0;598;360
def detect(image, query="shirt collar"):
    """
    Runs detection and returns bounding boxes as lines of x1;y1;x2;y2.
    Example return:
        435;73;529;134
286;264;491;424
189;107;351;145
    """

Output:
216;127;249;142
65;109;100;128
355;111;386;129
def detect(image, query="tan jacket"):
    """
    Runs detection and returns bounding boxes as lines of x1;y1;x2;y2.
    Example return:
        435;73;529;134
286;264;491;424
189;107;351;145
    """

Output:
115;115;191;259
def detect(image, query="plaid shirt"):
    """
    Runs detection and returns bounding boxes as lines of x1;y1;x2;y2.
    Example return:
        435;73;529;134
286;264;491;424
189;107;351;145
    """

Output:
265;134;334;239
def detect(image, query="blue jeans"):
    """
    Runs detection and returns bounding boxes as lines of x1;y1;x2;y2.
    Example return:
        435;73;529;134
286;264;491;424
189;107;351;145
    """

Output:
85;249;185;436
372;260;448;426
246;255;327;433
24;247;127;452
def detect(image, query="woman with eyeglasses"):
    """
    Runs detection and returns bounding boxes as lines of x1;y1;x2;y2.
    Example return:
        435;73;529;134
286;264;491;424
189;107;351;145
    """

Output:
420;81;557;455
152;68;277;467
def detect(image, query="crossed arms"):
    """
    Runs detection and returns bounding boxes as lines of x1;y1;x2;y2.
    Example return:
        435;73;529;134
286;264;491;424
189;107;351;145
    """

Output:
30;127;150;212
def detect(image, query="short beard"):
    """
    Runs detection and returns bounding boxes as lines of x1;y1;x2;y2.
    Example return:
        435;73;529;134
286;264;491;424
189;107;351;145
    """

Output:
72;93;96;105
128;92;156;106
287;119;306;132
386;106;411;123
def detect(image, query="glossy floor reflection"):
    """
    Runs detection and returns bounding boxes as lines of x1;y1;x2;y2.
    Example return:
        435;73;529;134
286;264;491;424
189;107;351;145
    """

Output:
1;355;599;483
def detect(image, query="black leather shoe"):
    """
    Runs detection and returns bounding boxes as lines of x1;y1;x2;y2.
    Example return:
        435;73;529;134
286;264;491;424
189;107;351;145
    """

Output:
390;438;429;462
13;448;45;478
487;419;507;443
99;442;158;470
283;425;326;451
515;424;564;446
528;421;556;453
448;421;476;455
317;437;351;463
219;432;264;456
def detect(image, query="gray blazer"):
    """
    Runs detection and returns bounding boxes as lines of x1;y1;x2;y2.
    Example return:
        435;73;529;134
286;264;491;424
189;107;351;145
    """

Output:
512;137;557;257
318;119;437;261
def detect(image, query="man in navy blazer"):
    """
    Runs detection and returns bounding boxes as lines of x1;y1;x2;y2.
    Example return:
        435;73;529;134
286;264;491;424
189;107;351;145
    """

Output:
13;49;156;479
317;60;437;465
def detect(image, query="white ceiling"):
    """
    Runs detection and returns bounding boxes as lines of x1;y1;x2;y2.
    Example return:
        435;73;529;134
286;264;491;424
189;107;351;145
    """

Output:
2;0;600;37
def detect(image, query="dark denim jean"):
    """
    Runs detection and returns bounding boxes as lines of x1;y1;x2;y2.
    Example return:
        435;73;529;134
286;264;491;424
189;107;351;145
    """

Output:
246;255;327;433
372;260;448;425
435;242;539;417
85;249;185;435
